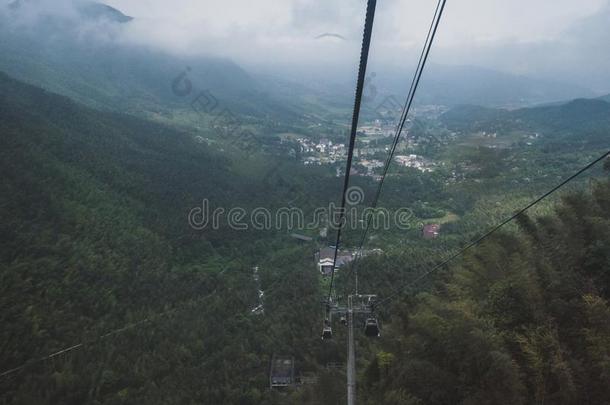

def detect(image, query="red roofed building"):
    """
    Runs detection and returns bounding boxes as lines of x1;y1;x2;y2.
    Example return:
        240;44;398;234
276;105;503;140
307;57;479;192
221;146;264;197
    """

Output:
423;224;440;239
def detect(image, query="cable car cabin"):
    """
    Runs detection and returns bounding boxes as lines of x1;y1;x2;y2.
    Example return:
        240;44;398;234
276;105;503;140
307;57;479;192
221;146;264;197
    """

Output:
321;326;333;340
364;318;380;337
270;355;295;388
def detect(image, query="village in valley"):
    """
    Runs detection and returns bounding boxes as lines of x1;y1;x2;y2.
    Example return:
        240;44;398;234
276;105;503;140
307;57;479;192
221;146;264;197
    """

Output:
278;113;450;278
292;118;438;180
277;102;550;279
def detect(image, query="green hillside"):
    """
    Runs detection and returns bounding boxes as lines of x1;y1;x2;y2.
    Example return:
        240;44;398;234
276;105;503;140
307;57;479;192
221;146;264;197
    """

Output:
1;69;608;404
358;176;610;404
1;2;610;400
0;72;331;403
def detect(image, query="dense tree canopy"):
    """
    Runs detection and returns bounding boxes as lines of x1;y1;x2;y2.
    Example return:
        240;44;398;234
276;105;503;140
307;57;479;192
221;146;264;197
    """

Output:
1;71;608;404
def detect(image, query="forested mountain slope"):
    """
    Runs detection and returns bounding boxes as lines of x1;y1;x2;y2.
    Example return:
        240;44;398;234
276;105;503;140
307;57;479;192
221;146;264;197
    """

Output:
1;68;609;404
359;171;610;404
0;71;328;404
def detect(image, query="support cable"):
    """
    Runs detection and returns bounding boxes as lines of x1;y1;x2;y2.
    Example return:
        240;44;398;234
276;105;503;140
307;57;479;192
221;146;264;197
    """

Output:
1;265;292;379
326;0;378;304
345;0;447;293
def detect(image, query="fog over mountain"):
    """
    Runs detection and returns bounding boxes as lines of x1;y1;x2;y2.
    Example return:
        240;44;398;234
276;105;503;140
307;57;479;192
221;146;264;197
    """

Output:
101;0;610;95
1;0;609;107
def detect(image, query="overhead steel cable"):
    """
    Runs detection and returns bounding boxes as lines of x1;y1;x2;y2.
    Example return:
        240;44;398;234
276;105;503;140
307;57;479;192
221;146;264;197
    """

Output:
375;150;610;308
0;277;227;379
345;0;447;294
0;264;292;379
326;0;378;304
0;319;154;378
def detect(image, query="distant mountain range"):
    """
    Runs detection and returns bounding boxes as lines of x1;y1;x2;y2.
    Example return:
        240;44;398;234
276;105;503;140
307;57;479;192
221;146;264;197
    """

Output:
369;64;596;109
1;1;605;124
441;97;610;147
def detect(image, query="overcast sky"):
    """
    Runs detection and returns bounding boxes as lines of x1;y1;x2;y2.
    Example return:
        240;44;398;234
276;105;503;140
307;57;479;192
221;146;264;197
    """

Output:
4;0;610;91
101;1;604;51
100;0;610;90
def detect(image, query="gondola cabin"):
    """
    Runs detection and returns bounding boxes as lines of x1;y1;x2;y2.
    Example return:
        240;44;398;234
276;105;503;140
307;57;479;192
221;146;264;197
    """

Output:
321;326;333;340
270;355;295;388
364;318;380;337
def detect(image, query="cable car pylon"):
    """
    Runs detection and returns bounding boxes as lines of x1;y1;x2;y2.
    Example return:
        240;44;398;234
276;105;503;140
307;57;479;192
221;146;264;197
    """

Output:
347;297;356;405
325;294;380;404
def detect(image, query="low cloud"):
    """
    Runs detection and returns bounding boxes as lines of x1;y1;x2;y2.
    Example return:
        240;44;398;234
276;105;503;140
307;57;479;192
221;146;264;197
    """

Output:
3;0;610;93
107;0;610;92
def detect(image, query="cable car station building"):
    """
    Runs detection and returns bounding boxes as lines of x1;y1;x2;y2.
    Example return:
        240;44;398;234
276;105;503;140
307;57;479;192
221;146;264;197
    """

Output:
315;247;354;276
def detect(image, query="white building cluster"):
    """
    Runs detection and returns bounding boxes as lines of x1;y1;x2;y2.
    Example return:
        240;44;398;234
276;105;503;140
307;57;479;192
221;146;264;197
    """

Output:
394;154;436;172
298;137;347;165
